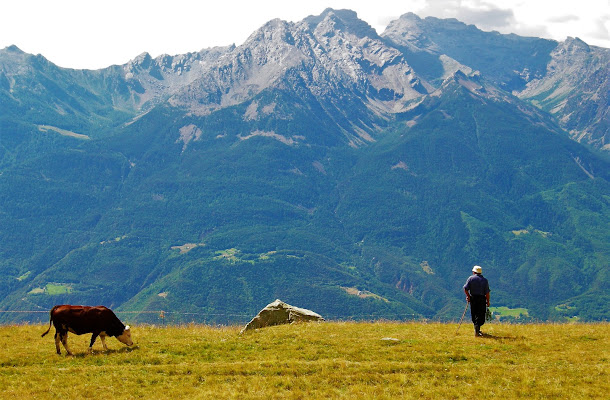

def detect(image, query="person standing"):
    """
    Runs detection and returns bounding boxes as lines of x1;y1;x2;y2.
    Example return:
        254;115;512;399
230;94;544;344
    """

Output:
463;265;490;337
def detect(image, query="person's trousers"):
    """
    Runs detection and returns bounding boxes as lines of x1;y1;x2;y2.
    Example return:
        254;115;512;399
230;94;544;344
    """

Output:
470;295;486;327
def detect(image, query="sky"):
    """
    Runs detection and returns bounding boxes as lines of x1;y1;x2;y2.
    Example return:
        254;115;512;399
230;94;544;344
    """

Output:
1;0;609;70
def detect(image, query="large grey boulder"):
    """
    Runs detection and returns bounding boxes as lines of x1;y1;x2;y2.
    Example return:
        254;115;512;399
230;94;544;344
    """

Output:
240;299;324;333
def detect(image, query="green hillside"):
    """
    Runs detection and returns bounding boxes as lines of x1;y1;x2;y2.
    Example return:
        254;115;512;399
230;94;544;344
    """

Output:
1;77;608;322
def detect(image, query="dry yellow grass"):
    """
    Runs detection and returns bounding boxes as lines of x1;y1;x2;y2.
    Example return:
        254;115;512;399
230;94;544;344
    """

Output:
0;322;608;399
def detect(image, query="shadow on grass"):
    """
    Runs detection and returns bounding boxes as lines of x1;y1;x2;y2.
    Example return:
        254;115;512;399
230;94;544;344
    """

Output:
479;333;521;341
71;345;141;357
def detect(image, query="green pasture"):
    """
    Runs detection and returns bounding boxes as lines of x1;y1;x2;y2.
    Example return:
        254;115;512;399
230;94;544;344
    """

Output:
0;322;607;399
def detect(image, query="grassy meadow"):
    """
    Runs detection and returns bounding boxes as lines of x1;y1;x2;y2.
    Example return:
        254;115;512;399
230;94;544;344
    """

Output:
0;322;608;399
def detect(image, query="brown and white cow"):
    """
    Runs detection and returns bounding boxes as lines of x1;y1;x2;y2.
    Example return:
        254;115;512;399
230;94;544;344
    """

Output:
41;305;133;355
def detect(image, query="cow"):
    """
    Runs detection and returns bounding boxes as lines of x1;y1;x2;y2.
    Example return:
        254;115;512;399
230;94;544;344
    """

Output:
41;305;133;355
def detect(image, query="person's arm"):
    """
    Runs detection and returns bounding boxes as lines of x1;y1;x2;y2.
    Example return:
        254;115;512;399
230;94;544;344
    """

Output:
485;292;490;307
464;288;471;303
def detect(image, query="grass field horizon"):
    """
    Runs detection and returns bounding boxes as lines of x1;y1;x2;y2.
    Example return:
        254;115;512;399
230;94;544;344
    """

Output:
1;322;608;399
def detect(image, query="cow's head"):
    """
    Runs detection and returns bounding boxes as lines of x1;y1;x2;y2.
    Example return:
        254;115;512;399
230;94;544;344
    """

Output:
116;325;133;346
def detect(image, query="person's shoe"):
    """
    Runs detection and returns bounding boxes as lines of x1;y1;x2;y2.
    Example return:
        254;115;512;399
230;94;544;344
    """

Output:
474;325;480;337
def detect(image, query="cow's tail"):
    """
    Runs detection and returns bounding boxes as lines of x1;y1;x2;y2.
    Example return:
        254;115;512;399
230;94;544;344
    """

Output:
41;306;58;337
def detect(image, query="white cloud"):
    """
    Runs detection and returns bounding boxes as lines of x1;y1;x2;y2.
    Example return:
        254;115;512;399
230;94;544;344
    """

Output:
413;0;609;45
548;15;580;24
589;15;610;41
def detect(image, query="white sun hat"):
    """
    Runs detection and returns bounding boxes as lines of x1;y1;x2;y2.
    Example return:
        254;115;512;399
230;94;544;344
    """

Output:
472;265;482;274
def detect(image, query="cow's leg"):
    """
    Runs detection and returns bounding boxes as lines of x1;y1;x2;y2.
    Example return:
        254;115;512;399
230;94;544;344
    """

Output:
99;333;108;351
60;332;73;356
54;332;61;355
89;332;99;353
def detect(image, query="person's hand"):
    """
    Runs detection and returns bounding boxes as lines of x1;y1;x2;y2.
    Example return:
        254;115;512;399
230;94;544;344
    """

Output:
486;301;490;307
466;296;471;303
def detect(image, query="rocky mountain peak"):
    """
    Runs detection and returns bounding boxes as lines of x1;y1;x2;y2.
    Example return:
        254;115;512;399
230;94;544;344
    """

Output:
516;36;609;148
555;37;592;58
1;10;606;150
438;69;486;97
304;8;379;39
244;18;295;46
382;12;438;52
0;46;56;81
164;9;433;120
131;52;153;67
3;45;25;54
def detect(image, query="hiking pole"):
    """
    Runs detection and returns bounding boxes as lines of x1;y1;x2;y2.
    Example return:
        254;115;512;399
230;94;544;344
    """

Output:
455;301;469;335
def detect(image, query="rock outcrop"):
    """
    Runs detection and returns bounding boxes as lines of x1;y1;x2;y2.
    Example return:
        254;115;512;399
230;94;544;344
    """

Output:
240;299;324;333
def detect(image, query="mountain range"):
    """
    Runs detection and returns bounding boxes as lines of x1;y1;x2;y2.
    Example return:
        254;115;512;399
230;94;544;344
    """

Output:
0;9;608;323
